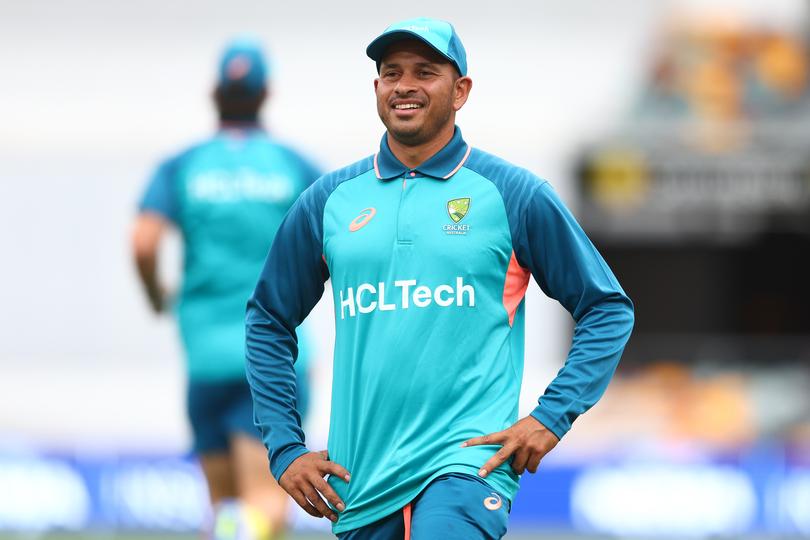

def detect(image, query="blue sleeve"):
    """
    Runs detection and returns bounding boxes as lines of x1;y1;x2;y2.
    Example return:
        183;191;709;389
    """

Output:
139;158;180;222
245;186;329;480
516;182;634;439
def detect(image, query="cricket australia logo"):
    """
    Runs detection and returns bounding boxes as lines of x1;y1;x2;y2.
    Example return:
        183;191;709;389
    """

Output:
443;197;471;235
448;197;470;222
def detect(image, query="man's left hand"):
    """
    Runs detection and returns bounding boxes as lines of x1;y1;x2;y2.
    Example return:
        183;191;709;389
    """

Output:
461;416;559;477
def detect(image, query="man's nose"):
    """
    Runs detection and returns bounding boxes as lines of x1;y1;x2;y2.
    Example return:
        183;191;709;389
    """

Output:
394;72;418;94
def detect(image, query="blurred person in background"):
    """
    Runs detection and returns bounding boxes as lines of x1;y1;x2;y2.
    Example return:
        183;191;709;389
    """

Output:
132;37;320;540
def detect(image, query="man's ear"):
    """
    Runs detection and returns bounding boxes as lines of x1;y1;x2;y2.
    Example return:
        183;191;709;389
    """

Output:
453;76;473;111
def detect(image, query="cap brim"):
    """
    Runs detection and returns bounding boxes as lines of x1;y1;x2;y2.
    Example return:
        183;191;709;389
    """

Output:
366;30;459;73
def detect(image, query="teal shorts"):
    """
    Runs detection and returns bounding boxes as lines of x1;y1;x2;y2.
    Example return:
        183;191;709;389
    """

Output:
337;473;510;539
187;369;310;454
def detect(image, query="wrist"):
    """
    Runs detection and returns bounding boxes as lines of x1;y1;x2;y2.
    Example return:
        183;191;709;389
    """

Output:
272;444;310;481
530;406;564;441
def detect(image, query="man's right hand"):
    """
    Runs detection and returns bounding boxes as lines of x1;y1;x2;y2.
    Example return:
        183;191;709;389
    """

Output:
279;450;351;523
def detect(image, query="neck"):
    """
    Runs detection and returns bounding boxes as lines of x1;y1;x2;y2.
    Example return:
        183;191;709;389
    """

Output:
218;113;261;126
387;122;455;169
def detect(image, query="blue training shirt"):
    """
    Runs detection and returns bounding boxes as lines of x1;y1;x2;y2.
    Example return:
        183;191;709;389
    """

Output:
140;125;320;381
245;127;634;533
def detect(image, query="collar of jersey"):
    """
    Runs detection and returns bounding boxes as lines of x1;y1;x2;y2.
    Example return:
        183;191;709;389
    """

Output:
374;126;471;181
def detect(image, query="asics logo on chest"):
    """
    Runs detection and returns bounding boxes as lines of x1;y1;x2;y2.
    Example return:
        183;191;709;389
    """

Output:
349;207;376;232
339;277;475;319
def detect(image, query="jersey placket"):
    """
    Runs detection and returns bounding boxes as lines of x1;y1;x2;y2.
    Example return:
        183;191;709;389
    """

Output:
396;171;419;245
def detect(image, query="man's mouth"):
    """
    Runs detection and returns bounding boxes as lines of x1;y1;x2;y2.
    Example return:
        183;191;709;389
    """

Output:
393;103;423;110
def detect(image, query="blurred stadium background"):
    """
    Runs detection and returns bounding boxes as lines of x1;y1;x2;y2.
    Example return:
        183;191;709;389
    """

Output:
1;0;809;538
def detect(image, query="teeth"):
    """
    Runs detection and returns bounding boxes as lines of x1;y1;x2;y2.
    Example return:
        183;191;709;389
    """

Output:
394;103;421;109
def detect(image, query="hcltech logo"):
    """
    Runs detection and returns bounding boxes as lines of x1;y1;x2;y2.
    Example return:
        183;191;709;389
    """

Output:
339;277;475;319
443;197;471;235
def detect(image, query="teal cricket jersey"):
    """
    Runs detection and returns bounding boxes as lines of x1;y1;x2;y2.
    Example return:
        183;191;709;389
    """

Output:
245;127;634;533
139;125;320;381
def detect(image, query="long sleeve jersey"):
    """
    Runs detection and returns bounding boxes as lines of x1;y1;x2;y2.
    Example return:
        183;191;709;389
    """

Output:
245;127;634;533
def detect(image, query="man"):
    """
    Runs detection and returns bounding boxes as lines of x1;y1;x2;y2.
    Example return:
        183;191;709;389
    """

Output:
245;18;634;539
132;38;320;539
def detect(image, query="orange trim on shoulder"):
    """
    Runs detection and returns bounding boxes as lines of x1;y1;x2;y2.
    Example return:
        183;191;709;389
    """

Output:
503;250;530;326
403;503;412;540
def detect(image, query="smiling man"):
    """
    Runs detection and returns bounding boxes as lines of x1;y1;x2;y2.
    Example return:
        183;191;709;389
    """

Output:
245;18;634;539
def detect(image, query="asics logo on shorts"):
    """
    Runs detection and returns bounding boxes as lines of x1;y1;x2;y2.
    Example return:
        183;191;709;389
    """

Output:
483;492;502;511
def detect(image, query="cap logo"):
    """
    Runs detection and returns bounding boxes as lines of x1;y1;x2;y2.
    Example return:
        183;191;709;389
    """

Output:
226;55;251;80
402;25;430;33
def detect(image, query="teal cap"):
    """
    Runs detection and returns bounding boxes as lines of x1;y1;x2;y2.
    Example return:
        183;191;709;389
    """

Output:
218;37;269;96
366;17;467;76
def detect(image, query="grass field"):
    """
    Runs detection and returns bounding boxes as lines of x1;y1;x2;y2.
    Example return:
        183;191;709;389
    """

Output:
0;530;807;540
0;536;328;540
0;534;804;540
0;527;580;539
0;535;550;540
0;533;581;540
0;534;553;540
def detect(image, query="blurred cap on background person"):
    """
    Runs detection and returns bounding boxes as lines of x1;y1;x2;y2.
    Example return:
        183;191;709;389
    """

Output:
217;37;270;99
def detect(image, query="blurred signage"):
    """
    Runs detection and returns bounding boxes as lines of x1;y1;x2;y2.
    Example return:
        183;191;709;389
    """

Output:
575;20;810;239
0;457;90;530
775;470;810;532
99;458;209;530
582;146;810;214
0;452;809;534
0;454;208;532
570;464;757;536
